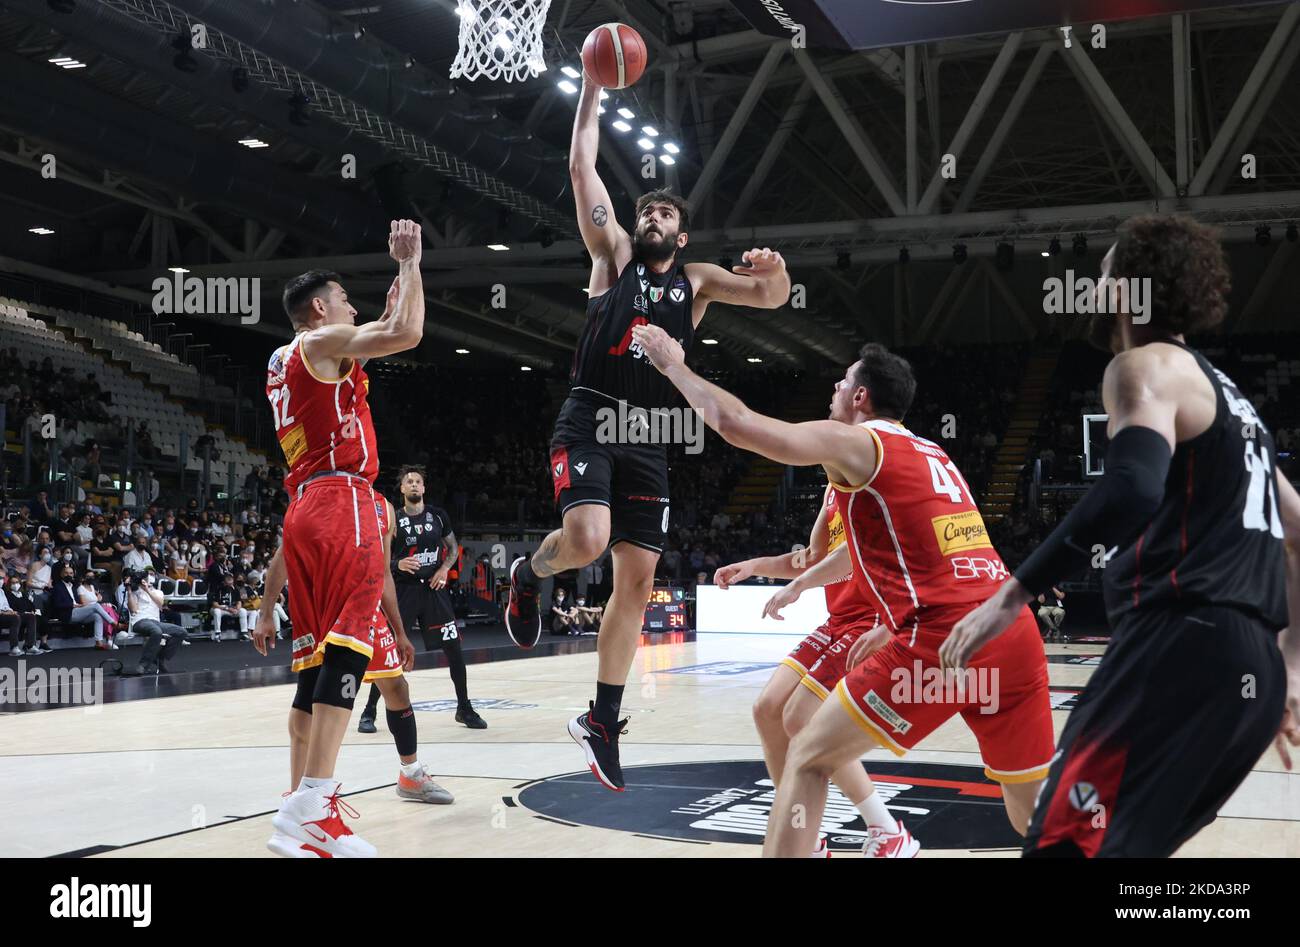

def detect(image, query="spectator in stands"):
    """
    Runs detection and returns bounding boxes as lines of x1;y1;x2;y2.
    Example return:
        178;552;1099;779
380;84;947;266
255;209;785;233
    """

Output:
137;421;157;461
1;574;40;657
167;540;190;580
83;439;102;489
550;586;578;637
50;565;116;649
27;546;53;611
208;571;243;642
122;570;183;676
26;490;56;524
8;538;34;578
0;522;19;559
122;535;153;574
1037;587;1067;640
206;545;232;587
187;536;208;573
73;512;93;551
236;573;261;639
572;593;602;636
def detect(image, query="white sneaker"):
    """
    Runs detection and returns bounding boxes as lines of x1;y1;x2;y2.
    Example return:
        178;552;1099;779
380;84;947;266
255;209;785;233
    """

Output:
862;821;920;858
117;631;136;641
266;830;328;858
270;783;377;858
810;838;831;858
9;646;25;657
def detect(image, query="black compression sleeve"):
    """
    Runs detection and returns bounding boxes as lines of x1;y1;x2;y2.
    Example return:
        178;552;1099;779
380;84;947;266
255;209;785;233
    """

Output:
1014;425;1173;596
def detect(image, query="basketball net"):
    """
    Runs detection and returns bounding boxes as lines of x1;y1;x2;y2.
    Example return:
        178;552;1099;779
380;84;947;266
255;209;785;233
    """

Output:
449;0;552;82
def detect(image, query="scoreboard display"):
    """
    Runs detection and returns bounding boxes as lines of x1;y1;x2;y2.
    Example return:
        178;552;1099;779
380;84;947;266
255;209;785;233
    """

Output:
643;586;689;632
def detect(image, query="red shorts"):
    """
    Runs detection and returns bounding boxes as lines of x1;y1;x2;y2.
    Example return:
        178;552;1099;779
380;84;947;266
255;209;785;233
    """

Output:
363;613;404;683
835;608;1053;784
284;477;386;673
782;618;874;697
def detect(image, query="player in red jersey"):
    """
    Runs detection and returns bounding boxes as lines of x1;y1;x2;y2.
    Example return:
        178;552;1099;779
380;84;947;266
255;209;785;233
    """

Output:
633;325;1053;857
255;492;451;856
715;485;905;857
257;219;425;858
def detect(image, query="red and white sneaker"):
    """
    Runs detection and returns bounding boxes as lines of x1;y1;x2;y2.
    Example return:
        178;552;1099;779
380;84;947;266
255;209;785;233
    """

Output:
810;838;832;858
267;831;330;858
271;782;377;858
862;822;920;858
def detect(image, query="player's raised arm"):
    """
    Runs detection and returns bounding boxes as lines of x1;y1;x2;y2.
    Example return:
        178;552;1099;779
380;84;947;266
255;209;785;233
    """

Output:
304;220;425;365
761;543;852;622
686;248;791;323
631;323;876;484
571;77;632;293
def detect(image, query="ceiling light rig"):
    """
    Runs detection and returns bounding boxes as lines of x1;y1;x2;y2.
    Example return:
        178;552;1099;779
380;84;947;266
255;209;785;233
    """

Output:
555;62;683;167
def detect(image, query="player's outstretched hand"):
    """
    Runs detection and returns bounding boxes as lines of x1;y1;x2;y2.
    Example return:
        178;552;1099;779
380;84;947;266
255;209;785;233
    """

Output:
389;218;423;265
631;323;685;373
762;582;802;621
737;247;785;277
252;611;276;657
846;625;891;670
1274;678;1300;770
714;560;755;589
939;580;1028;670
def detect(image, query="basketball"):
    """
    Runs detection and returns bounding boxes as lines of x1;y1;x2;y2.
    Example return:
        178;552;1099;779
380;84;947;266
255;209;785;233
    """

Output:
581;22;647;90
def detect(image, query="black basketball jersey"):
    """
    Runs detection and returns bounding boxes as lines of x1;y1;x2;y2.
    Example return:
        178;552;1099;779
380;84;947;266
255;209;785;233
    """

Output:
569;258;695;410
1103;342;1288;630
392;505;452;584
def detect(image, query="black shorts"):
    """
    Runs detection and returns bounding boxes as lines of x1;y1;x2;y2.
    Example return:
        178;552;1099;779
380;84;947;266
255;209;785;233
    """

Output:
549;394;670;553
291;644;370;714
1024;604;1285;858
396;582;458;649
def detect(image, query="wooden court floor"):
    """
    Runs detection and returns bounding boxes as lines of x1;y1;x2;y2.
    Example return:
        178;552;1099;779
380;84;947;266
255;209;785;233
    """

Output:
2;633;1296;858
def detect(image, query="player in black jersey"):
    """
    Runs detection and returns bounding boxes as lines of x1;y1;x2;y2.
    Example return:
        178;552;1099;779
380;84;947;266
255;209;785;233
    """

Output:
359;466;486;732
942;214;1300;856
504;71;792;790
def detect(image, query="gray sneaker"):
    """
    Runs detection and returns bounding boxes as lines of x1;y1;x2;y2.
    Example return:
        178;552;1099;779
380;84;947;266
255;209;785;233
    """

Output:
396;765;454;804
9;646;25;657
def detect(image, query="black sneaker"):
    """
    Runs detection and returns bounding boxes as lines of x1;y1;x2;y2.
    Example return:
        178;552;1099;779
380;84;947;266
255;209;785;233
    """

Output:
567;701;627;792
505;557;541;649
357;709;377;734
455;705;488;729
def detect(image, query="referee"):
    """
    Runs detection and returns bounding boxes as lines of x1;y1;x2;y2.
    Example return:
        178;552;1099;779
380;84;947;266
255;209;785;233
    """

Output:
359;466;487;731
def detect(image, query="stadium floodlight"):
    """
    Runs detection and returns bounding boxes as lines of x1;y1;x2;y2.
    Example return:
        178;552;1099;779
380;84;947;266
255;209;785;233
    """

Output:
557;79;578;94
636;138;655;151
611;120;631;132
660;155;676;165
561;65;580;79
663;142;680;154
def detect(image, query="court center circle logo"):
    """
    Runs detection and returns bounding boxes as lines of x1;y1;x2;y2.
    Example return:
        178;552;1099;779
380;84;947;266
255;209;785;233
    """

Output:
516;759;1022;851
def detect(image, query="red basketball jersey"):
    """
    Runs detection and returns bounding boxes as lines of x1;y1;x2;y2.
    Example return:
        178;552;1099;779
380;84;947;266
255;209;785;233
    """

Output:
832;420;1009;645
820;482;877;626
266;335;379;495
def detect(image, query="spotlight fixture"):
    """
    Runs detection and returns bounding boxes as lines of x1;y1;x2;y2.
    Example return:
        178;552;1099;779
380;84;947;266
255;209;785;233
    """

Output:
560;65;581;79
995;241;1014;271
746;357;763;364
898;247;910;264
289;93;311;126
836;251;851;271
353;25;365;39
1048;237;1062;257
1255;225;1271;247
660;154;676;166
231;66;250;93
28;227;55;235
557;79;578;94
701;338;719;345
1072;233;1088;257
1287;223;1298;243
454;348;470;355
952;243;967;264
520;365;533;372
611;120;632;133
487;244;510;251
404;56;416;69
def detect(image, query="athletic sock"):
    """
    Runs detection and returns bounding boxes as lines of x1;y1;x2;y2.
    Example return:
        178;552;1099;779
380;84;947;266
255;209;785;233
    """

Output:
400;760;423;778
298;775;336;794
856;791;899;833
386;706;418;758
593;681;624;727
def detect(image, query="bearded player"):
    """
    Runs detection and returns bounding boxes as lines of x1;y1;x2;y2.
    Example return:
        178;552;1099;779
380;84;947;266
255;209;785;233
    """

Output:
259;219;424;858
504;72;792;791
716;489;913;857
634;326;1054;856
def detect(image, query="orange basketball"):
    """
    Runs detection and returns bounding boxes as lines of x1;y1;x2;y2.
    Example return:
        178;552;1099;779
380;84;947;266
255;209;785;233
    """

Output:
581;23;647;90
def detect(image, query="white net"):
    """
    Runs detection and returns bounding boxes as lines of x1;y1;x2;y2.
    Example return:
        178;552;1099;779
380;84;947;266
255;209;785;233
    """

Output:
449;0;552;83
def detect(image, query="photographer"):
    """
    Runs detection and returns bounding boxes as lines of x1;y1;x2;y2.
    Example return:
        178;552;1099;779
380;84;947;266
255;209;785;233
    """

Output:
123;569;183;675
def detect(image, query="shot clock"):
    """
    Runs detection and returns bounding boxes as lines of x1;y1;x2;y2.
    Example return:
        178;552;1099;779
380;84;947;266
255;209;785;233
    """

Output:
642;586;689;632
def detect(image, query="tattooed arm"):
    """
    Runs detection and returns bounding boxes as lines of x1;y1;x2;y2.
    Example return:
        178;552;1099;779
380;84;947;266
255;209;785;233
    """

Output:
572;76;632;297
685;249;791;327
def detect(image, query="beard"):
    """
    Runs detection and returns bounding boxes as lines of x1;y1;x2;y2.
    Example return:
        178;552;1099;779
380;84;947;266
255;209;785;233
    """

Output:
633;227;679;264
404;492;422;504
